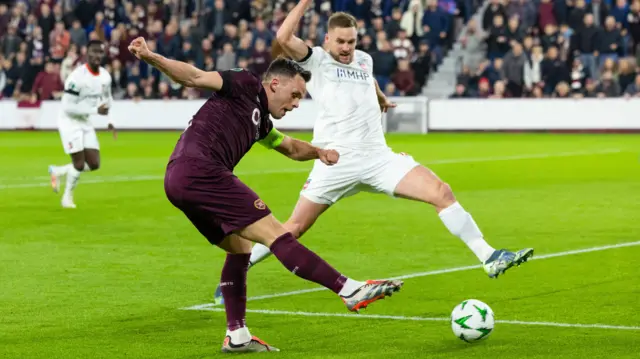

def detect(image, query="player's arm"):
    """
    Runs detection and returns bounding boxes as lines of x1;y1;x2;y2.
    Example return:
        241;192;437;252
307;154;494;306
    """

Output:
374;78;396;113
259;128;339;165
142;51;223;90
61;75;108;116
275;0;314;61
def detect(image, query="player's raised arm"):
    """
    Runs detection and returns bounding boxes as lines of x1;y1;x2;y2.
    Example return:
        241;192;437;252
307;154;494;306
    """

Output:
128;37;223;91
275;0;314;61
259;128;339;165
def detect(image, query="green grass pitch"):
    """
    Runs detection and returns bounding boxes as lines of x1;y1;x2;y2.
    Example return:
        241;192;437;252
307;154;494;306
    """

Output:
1;131;639;358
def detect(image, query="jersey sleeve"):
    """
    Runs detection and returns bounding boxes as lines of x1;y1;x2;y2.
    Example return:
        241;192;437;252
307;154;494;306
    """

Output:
61;69;99;116
217;68;261;98
296;46;323;72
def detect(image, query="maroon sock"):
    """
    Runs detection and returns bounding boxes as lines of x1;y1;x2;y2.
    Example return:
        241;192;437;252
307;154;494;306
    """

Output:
220;253;251;331
270;232;347;294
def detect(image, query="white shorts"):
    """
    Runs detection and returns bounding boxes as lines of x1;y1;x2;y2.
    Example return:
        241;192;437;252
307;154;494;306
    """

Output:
300;147;420;205
58;116;100;154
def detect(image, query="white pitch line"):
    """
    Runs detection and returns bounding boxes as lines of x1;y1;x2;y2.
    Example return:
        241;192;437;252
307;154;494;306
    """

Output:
181;239;640;311
0;148;622;190
196;308;640;331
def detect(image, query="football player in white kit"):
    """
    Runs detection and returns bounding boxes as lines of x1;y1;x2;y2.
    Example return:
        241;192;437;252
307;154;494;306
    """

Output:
48;40;116;208
214;1;534;304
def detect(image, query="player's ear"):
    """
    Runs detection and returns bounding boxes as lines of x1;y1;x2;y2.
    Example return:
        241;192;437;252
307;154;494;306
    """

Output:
269;77;279;93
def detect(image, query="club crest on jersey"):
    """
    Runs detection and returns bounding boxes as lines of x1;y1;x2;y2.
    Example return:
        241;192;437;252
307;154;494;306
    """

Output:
254;199;266;210
358;62;368;71
302;178;311;190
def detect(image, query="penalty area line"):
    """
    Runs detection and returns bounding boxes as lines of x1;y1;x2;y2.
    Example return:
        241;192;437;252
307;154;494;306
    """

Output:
180;239;640;311
196;308;640;331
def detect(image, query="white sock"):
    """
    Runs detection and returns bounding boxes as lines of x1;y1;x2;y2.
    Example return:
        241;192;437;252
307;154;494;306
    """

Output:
64;166;82;198
438;202;495;263
226;326;251;344
249;243;273;267
52;164;73;176
338;278;366;297
83;162;91;172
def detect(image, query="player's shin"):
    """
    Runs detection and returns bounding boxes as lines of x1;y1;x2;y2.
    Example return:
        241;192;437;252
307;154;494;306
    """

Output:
438;202;495;263
269;233;363;296
220;253;250;332
248;243;272;267
64;166;82;195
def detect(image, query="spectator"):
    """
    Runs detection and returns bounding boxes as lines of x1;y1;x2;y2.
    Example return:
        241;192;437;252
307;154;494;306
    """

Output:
347;0;372;26
624;72;640;95
391;29;414;59
569;0;589;31
392;58;416;95
538;0;558;31
506;16;524;45
216;43;236;72
401;0;424;46
584;78;599;97
412;41;432;89
569;58;589;96
489;80;506;98
629;1;640;54
87;12;113;42
31;61;63;101
541;46;569;94
372;39;397;89
49;21;70;62
1;25;21;59
449;82;472;98
617;58;637;90
553;81;571;97
386;7;403;40
571;14;601;80
252;17;273;47
69;19;87;48
596;70;622;96
460;18;485;71
503;41;526;97
588;0;610;28
422;0;449;64
611;0;630;30
476;77;491;97
384;82;400;96
524;45;544;92
540;24;561;53
600;16;622;65
250;38;271;76
507;0;537;31
486;14;509;60
483;0;507;31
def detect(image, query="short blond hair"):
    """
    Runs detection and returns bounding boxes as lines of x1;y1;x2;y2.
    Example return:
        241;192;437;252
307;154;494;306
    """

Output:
328;12;357;30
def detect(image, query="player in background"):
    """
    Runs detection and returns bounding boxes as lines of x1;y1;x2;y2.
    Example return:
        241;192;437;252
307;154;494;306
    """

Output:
214;1;533;304
128;37;403;353
48;40;116;209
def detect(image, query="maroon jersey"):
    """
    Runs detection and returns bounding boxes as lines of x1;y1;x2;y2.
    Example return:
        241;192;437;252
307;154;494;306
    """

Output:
169;69;273;170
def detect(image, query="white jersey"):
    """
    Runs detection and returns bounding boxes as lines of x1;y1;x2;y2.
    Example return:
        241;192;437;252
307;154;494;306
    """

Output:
60;63;112;123
297;47;388;151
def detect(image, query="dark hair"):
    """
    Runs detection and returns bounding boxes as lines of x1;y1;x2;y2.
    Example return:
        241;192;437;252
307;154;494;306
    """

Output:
87;40;104;49
264;57;312;83
328;12;357;30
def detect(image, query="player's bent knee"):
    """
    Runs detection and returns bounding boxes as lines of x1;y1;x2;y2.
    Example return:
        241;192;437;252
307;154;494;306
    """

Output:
236;214;288;247
87;161;100;171
283;221;306;239
436;181;456;208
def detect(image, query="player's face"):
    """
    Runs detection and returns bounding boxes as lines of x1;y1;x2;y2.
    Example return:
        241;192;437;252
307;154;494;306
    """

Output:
325;27;357;64
268;75;307;119
87;44;105;68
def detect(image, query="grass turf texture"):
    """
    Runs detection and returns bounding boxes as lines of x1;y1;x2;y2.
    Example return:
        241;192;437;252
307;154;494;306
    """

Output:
1;132;639;358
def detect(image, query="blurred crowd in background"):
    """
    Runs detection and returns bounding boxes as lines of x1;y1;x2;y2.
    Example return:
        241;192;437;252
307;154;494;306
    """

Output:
0;0;482;101
451;0;640;98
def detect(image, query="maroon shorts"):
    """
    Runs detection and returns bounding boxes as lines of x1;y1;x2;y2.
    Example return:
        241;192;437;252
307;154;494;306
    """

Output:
164;158;271;245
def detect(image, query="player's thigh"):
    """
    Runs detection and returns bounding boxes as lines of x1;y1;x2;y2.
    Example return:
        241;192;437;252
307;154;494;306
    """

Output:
181;207;227;247
58;120;85;155
393;165;456;210
234;214;288;247
164;159;274;242
82;126;100;152
285;195;330;238
362;151;421;196
300;157;362;206
83;148;100;170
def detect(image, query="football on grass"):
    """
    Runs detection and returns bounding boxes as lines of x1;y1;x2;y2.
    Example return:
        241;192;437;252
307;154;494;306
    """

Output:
451;299;495;342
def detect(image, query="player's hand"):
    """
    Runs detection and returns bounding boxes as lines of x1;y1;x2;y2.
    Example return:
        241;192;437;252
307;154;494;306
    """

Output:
128;37;151;60
379;97;397;113
318;149;339;166
98;104;109;115
107;123;117;140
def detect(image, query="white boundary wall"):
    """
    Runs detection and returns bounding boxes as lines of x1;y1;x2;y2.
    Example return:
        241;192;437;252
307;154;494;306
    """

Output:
0;97;637;131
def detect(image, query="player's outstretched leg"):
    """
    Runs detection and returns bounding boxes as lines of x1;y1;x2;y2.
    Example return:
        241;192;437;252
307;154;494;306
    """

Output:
214;197;329;305
51;149;101;209
238;215;404;313
394;166;534;278
216;235;279;353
